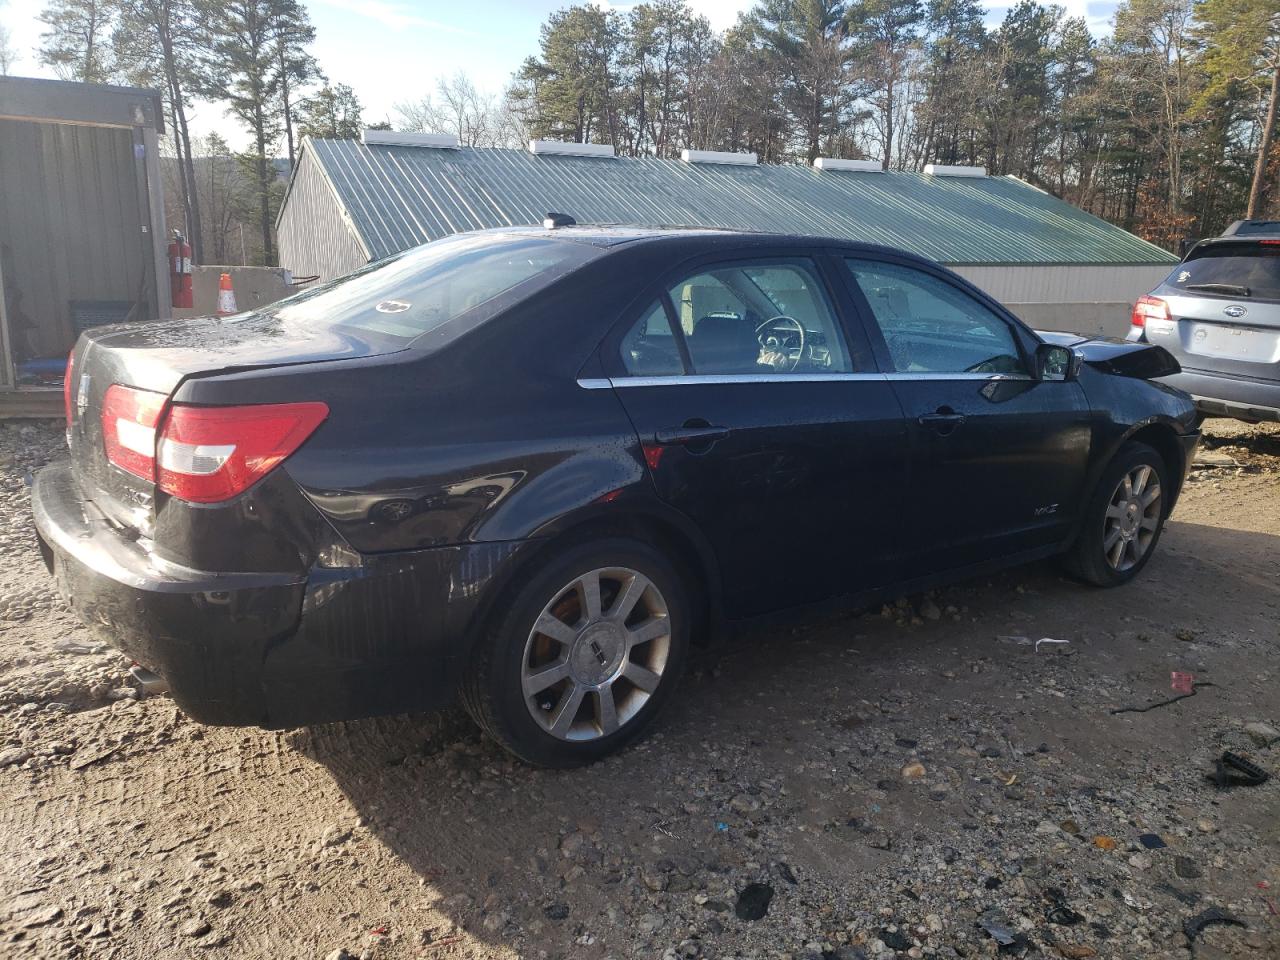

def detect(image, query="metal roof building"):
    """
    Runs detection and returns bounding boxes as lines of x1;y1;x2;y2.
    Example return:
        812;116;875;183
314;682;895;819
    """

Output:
277;135;1178;330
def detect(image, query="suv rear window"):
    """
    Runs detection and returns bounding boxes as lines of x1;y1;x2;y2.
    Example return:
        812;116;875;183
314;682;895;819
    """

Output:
265;233;597;341
1162;242;1280;302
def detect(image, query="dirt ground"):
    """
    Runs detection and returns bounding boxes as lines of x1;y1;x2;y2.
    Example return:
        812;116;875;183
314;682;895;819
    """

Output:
1;418;1278;960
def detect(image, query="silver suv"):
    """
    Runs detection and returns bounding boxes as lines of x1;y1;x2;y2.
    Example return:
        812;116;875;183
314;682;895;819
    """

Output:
1129;219;1280;423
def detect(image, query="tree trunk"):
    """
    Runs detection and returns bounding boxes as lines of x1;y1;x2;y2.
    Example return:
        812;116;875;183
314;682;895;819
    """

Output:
882;77;894;171
162;26;203;265
254;108;274;265
174;95;203;264
279;46;296;167
1247;63;1280;220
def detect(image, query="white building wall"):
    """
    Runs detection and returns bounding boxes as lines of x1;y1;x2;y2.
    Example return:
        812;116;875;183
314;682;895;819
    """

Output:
950;264;1172;305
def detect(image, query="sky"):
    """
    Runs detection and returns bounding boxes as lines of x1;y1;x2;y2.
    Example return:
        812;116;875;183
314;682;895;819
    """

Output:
2;0;1120;148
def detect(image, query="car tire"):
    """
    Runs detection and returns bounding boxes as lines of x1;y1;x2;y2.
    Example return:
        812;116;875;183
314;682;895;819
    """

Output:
460;537;690;767
1063;441;1170;587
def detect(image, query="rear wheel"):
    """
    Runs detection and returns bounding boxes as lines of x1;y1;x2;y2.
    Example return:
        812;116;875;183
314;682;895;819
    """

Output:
1064;442;1169;587
461;538;690;767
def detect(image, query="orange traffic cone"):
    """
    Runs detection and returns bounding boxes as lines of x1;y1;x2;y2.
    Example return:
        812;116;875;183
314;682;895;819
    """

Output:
215;272;237;316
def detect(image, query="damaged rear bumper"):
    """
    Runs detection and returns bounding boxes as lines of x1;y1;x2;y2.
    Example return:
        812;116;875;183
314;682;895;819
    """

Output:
32;460;522;728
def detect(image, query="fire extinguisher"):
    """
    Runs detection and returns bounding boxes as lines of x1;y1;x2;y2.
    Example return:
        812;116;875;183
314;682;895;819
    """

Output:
169;231;193;309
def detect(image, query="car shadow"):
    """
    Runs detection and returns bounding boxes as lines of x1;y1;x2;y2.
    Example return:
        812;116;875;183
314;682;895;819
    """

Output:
289;517;1280;954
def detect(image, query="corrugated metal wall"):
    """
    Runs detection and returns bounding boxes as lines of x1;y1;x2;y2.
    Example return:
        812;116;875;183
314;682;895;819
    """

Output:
951;264;1171;305
0;118;155;366
276;149;367;283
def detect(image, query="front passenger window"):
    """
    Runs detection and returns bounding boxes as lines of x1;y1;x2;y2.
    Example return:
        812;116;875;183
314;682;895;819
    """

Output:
844;259;1028;376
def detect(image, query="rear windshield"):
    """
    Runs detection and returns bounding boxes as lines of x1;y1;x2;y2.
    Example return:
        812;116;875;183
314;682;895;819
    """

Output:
1161;242;1280;302
260;233;597;341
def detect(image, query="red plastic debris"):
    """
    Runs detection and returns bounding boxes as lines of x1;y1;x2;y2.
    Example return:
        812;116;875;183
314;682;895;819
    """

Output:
1170;671;1195;694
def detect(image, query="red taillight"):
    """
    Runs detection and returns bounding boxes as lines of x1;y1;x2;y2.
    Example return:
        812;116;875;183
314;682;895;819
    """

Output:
102;384;167;480
1131;295;1170;329
156;402;328;503
1260;239;1280;246
101;387;328;503
63;348;76;428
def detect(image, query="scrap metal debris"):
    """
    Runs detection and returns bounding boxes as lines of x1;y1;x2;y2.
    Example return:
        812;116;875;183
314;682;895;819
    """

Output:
1206;751;1270;789
1110;681;1216;715
1182;906;1245;944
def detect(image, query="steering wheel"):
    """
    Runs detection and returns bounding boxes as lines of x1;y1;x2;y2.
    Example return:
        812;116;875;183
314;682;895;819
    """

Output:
755;315;806;372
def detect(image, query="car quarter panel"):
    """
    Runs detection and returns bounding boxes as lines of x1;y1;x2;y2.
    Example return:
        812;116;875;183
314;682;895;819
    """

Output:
172;243;680;554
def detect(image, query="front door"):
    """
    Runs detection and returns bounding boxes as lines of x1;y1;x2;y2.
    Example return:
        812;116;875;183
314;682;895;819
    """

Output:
605;255;908;619
841;256;1092;576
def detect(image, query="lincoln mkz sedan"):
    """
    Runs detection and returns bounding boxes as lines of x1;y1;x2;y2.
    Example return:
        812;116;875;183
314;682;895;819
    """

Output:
34;224;1200;766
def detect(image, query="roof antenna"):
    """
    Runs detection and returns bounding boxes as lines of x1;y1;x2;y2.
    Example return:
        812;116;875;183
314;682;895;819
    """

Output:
543;212;576;229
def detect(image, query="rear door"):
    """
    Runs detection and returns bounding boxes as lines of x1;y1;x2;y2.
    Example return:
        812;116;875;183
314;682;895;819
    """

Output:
839;255;1092;576
1142;241;1280;382
602;252;908;619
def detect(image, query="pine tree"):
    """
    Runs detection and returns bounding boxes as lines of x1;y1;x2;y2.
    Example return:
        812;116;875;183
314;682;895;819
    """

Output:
514;5;626;144
113;0;205;262
296;83;363;140
754;0;853;164
271;0;320;167
846;0;924;169
38;0;115;83
1195;0;1280;218
195;0;285;265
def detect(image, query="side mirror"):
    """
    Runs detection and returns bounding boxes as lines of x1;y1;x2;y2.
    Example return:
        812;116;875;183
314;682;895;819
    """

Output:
1036;343;1075;382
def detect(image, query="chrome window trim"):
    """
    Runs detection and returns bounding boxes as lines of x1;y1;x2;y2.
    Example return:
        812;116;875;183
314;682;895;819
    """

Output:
579;371;1037;389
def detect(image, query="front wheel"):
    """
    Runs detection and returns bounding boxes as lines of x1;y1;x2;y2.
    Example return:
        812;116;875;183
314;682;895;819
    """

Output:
1063;442;1169;587
461;538;690;767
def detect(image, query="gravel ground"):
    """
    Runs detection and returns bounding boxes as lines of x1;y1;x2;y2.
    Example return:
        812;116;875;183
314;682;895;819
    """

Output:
0;417;1278;960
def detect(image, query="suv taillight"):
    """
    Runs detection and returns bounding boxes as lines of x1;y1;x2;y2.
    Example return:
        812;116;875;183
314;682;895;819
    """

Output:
1131;295;1170;329
102;385;328;503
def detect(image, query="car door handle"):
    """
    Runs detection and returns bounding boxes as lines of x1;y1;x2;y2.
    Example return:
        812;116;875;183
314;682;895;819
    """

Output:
917;409;966;434
917;412;966;426
654;424;730;445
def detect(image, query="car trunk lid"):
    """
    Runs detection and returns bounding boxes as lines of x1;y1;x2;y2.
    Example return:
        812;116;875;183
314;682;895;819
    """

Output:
1142;241;1280;383
65;312;406;537
1143;292;1280;382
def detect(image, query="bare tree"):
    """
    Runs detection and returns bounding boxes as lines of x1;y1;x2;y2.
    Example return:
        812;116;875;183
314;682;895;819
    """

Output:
0;2;16;76
396;73;520;148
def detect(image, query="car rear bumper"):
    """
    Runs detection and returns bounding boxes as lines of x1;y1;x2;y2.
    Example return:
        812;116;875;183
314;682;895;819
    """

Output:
1162;369;1280;422
32;460;523;728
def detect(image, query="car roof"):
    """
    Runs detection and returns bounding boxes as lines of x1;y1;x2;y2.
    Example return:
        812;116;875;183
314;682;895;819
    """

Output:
1221;219;1280;239
475;222;937;263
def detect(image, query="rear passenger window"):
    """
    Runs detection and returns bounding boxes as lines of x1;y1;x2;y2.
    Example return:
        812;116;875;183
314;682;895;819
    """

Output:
621;301;685;376
669;260;852;375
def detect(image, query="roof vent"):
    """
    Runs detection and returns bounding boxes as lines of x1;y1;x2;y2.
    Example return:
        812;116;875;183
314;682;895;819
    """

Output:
923;163;986;178
813;157;883;173
681;149;757;166
528;140;616;158
362;129;459;149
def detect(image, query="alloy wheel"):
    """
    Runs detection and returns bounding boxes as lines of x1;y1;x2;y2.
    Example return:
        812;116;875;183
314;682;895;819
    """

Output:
1102;464;1161;571
521;567;672;741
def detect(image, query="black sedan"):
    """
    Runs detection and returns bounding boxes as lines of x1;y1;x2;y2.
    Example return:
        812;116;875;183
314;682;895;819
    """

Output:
33;225;1200;766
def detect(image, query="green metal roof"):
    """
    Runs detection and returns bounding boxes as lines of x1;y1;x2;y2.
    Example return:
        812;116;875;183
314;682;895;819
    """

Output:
298;138;1177;267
